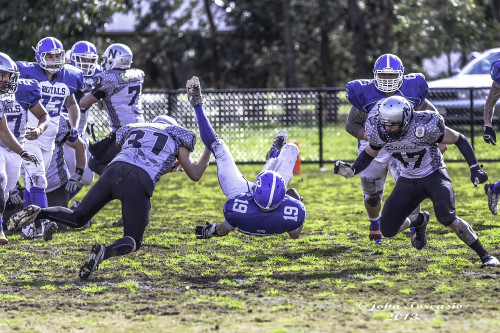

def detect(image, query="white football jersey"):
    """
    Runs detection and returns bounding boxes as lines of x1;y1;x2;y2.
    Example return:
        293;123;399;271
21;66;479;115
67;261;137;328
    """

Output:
111;123;196;185
366;111;446;179
92;68;145;132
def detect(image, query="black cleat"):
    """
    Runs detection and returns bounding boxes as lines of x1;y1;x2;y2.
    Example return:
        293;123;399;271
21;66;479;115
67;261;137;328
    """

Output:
42;221;58;241
79;243;106;280
411;211;430;250
266;130;287;161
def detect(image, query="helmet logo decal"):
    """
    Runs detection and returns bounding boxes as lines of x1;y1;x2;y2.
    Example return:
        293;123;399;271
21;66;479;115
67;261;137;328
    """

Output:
265;174;277;209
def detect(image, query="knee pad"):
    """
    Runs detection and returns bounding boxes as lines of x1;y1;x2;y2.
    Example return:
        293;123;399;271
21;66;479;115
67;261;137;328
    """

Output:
434;203;457;227
364;194;382;207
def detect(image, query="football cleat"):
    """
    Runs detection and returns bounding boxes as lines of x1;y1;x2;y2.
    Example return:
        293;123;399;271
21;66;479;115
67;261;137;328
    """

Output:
484;183;499;215
42;221;58;241
7;205;42;231
266;130;288;161
0;231;8;245
369;227;383;245
79;243;106;280
186;76;203;106
20;224;42;240
411;211;430;250
480;254;500;268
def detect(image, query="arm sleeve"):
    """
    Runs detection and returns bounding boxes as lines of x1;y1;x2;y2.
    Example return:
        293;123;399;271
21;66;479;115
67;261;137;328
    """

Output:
352;150;375;175
455;134;478;167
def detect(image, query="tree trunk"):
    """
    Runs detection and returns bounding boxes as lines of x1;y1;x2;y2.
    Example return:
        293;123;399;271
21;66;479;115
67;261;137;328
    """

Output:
282;0;297;87
203;0;220;88
348;0;371;78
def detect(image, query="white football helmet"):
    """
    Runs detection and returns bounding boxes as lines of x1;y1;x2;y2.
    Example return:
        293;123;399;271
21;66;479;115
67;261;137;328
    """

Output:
373;54;404;93
101;43;133;71
377;96;413;141
152;115;178;126
0;52;19;95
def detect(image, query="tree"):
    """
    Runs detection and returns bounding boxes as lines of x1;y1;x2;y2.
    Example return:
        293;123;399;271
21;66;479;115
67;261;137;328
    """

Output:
0;0;133;61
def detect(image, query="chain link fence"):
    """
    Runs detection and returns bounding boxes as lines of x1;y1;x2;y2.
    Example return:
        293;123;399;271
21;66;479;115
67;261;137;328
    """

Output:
86;87;500;165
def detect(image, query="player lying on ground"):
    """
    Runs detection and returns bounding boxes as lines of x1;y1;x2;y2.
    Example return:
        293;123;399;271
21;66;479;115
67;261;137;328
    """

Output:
334;95;499;268
8;115;211;279
186;76;306;239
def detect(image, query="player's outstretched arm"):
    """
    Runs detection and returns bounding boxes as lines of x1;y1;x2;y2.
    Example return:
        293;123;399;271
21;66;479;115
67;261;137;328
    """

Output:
442;127;488;186
0;117;26;156
484;81;500;145
345;106;368;140
334;145;379;179
195;221;231;239
178;146;211;181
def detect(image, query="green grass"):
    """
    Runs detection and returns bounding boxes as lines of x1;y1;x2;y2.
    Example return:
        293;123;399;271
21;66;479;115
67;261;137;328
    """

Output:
1;162;500;332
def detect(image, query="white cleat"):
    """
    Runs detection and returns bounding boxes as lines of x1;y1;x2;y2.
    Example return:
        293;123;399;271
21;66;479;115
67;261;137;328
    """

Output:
7;205;42;231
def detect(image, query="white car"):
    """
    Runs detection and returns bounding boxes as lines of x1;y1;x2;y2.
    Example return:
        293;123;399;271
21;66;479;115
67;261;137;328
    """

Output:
427;48;500;124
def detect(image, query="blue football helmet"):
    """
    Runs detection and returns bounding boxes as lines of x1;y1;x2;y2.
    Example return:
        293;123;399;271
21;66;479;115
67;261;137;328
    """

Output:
252;170;286;210
152;115;178;126
0;52;19;94
373;54;404;93
377;96;413;141
70;41;99;76
32;37;65;74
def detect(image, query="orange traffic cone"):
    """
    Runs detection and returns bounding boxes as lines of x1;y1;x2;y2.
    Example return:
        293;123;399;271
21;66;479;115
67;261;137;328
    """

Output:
289;140;302;174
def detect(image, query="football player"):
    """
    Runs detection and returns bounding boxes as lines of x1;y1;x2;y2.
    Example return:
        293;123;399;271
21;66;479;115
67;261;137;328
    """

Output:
16;37;83;241
8;116;212;279
186;77;306;239
44;113;88;231
0;52;41;244
345;53;440;244
62;41;101;201
482;57;500;215
79;43;145;176
335;96;499;268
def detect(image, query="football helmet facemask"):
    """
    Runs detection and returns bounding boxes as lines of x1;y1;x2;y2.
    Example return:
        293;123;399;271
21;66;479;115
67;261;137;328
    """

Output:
377;96;413;141
252;170;286;211
71;41;99;76
373;53;404;93
0;53;20;95
101;43;133;71
33;37;65;74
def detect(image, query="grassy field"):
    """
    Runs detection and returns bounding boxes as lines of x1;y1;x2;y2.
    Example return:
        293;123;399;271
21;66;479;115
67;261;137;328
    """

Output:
1;161;500;332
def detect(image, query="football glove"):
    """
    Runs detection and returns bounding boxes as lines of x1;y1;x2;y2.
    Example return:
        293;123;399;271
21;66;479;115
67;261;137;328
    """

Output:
484;126;496;145
20;151;39;165
67;128;79;143
470;164;488;187
186;76;203;107
65;168;84;193
334;161;355;179
8;184;23;205
195;221;218;239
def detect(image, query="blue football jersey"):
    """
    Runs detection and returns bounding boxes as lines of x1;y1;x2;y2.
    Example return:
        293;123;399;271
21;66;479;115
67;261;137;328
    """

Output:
490;60;500;84
0;79;42;150
16;62;83;117
345;73;429;114
223;193;306;236
16;62;83;149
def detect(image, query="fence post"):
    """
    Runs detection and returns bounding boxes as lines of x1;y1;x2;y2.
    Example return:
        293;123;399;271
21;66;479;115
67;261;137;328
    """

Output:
469;88;474;149
319;90;324;168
